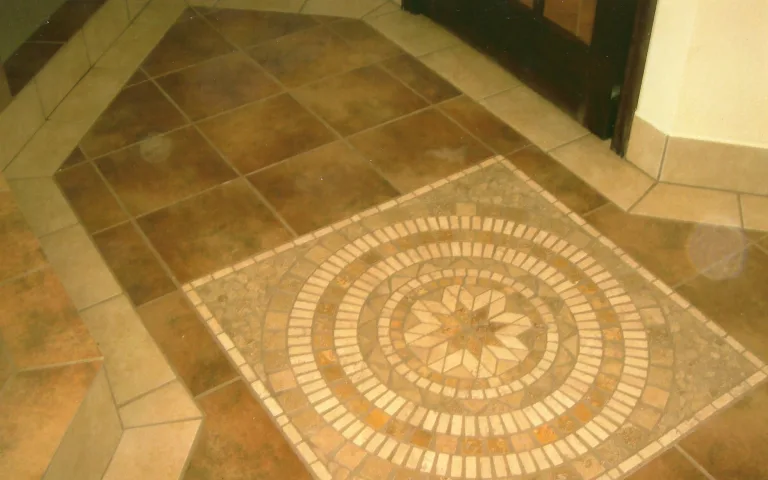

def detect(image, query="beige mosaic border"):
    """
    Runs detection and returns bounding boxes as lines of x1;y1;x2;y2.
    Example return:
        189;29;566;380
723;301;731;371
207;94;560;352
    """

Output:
184;155;768;480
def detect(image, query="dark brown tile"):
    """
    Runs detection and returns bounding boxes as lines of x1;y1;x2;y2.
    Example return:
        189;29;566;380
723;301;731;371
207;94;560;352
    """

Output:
585;204;750;287
627;449;706;480
58;146;87;171
198;94;335;174
676;246;768;361
55;162;128;232
439;95;529;153
681;383;768;479
349;108;493;192
137;179;292;282
157;52;281;120
138;292;236;395
0;268;100;368
79;81;187;158
184;380;311;480
30;1;104;42
205;9;318;48
0;362;100;479
0;66;11;112
93;222;176;306
124;70;148;88
507;146;606;215
293;65;427;136
4;42;62;95
0;340;13;390
381;54;460;104
328;19;404;61
249;142;398;234
95;127;237;215
248;26;370;87
0;192;46;283
141;17;234;77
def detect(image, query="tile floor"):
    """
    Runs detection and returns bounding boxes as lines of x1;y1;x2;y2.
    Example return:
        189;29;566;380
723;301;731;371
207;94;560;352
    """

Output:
2;2;766;479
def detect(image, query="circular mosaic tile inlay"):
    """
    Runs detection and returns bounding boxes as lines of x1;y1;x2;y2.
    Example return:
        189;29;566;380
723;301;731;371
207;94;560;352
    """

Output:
287;215;661;477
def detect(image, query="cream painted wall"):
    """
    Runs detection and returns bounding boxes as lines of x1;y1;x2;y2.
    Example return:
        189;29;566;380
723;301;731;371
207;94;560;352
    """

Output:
635;0;768;148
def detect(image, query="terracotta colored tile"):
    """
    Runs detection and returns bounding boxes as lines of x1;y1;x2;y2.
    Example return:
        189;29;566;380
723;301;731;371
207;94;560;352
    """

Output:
138;291;237;396
381;54;460;104
4;42;62;95
137;180;292;282
157;52;282;120
198;94;335;174
627;448;706;480
0;268;99;368
93;222;175;306
293;65;427;136
0;340;12;390
249;26;370;87
55;162;128;232
30;1;105;42
676;246;768;360
328;19;404;62
585;204;748;287
507;146;607;215
205;8;318;48
184;381;311;480
79;81;187;158
349;108;493;192
58;146;88;170
0;362;100;479
141;16;234;76
439;95;529;154
95;127;237;215
0;192;46;283
124;70;148;88
681;383;768;479
249;141;397;234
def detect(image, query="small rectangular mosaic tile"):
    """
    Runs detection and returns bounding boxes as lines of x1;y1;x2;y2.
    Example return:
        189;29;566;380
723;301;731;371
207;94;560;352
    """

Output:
183;156;766;479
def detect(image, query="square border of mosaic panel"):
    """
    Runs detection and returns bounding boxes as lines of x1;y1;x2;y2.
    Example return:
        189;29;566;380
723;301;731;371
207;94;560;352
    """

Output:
182;155;768;480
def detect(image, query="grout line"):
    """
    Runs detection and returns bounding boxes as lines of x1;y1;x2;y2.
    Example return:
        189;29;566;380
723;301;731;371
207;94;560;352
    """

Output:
655;134;670;180
625;180;655;212
192;376;240;400
121;416;204;431
674;445;718;480
116;377;176;408
15;356;105;373
737;194;746;229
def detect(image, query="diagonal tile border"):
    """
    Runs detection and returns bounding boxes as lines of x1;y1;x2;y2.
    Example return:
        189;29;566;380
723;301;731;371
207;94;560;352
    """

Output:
184;155;767;479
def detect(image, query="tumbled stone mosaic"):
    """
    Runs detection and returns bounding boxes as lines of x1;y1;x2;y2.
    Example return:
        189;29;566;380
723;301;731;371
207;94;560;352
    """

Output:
184;156;766;479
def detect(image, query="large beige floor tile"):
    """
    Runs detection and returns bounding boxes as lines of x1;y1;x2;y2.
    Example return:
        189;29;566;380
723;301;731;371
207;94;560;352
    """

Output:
3;120;92;178
83;0;130;63
40;224;122;310
44;368;123;480
216;0;305;12
632;183;742;228
119;381;200;428
740;194;768;232
626;116;667;179
420;44;520;100
302;0;386;18
126;0;151;19
367;10;460;56
550;134;654;210
35;32;91;116
80;295;176;405
8;178;78;237
481;84;588;151
0;85;45;171
363;1;401;19
50;67;128;124
102;420;201;480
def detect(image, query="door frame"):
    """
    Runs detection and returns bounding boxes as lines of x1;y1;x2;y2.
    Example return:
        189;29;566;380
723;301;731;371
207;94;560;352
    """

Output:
403;0;657;155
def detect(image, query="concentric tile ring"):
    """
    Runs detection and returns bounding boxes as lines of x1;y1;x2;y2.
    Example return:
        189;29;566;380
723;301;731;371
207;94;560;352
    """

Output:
288;217;654;475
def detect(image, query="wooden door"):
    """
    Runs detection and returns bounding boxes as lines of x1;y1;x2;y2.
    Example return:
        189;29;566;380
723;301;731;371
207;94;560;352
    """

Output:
403;0;640;140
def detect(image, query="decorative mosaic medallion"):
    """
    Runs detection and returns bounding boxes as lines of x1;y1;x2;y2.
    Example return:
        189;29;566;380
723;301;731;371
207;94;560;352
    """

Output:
184;157;766;479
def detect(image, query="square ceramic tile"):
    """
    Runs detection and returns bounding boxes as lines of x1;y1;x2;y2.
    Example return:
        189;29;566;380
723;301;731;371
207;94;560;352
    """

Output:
349;108;492;191
56;162;128;233
137;179;292;283
380;54;460;104
249;141;398;234
94;127;237;215
439;96;529;155
204;8;318;48
740;194;768;232
198;94;335;174
156;52;282;120
292;65;427;136
184;158;763;479
631;184;741;228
